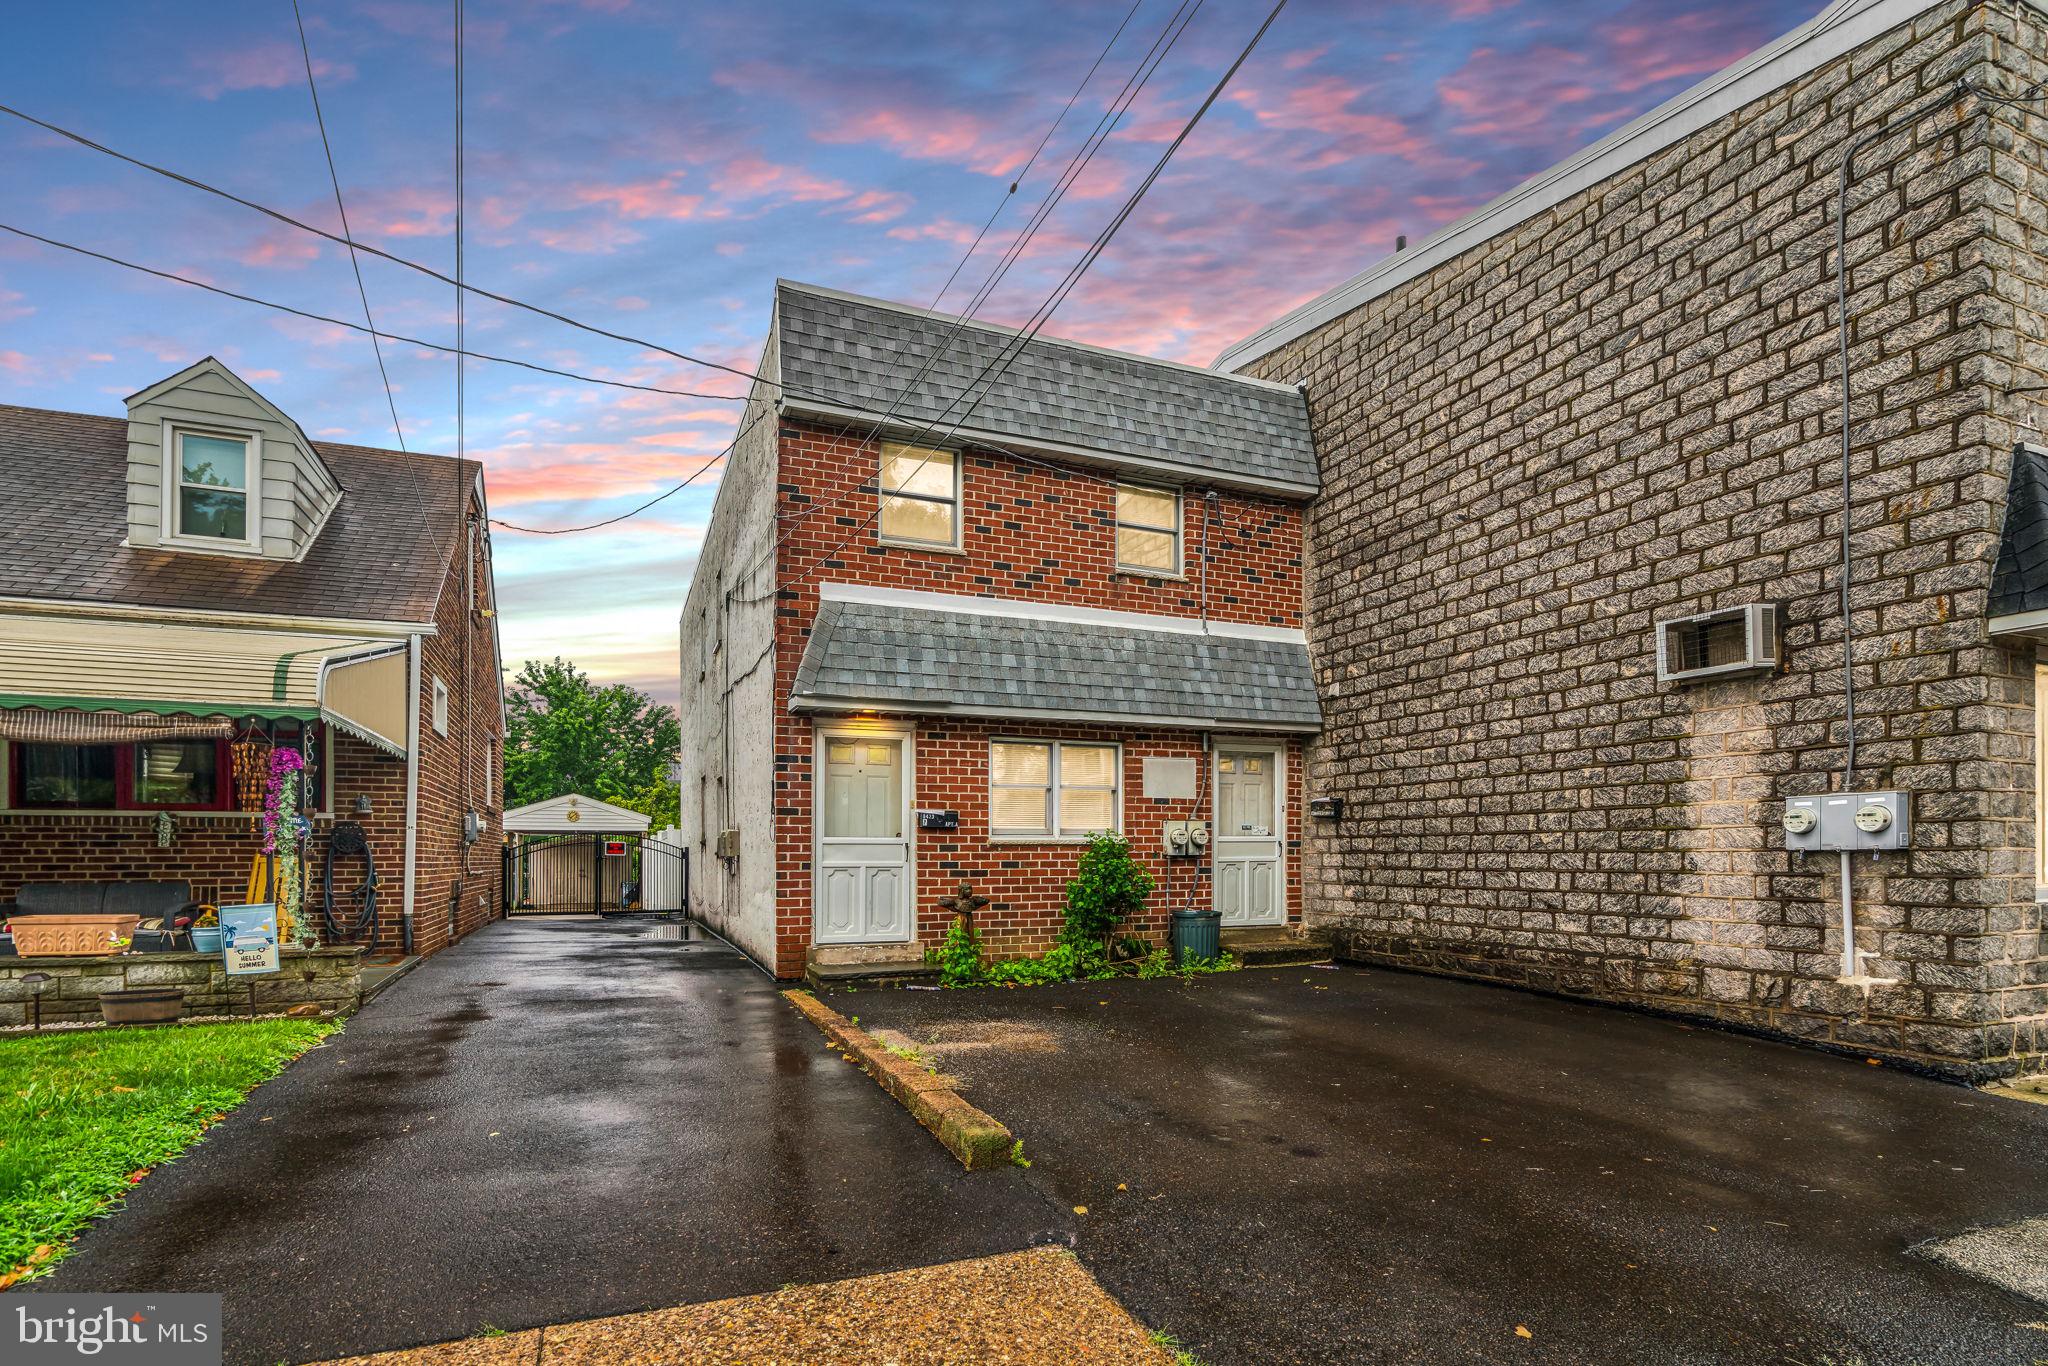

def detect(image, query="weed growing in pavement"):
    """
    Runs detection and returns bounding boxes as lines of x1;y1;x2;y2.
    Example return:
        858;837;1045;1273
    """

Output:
1149;1328;1206;1365
883;1041;935;1073
473;1325;508;1340
1136;948;1239;981
1009;1139;1031;1168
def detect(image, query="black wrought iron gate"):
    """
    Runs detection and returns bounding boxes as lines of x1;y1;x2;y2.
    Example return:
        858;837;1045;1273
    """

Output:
503;832;690;916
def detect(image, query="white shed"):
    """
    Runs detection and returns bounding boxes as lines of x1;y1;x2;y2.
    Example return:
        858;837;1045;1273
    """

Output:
503;794;652;912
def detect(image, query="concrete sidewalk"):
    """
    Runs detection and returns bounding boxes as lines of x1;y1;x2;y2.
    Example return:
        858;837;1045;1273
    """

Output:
31;918;1063;1365
841;964;2048;1366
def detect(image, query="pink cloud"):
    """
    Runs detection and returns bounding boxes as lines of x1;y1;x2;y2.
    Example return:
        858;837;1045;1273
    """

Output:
186;41;355;100
574;174;709;222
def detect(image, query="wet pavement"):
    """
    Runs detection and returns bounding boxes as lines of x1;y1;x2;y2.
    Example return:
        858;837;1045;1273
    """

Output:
34;917;1062;1365
839;964;2048;1366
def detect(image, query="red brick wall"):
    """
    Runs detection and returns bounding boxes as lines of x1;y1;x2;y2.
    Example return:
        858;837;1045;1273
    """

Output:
0;730;410;950
769;418;1308;974
409;490;506;957
0;484;505;961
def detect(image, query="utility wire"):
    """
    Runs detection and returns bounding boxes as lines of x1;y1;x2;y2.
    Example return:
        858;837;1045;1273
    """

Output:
291;0;407;455
0;100;772;392
289;0;432;553
929;0;1146;310
0;223;746;400
772;0;1287;599
753;0;1201;562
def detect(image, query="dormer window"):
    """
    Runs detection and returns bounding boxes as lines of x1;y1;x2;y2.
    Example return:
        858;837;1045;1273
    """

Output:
167;425;256;546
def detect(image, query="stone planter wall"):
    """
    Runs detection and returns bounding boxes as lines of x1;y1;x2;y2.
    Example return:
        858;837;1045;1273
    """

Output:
0;946;363;1026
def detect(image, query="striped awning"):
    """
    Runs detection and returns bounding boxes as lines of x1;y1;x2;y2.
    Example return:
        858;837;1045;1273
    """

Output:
0;614;391;724
0;709;233;743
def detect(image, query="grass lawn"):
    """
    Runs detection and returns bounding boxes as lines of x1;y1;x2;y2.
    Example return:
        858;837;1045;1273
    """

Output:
0;1019;336;1284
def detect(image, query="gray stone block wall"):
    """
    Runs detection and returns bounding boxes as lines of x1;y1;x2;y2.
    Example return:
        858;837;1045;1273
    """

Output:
0;947;363;1026
1246;0;2048;1076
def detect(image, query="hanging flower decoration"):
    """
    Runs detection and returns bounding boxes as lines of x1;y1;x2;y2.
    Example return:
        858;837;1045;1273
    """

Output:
263;747;306;943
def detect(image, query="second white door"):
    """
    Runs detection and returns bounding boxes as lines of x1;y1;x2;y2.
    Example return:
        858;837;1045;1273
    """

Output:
1214;745;1283;927
815;734;912;944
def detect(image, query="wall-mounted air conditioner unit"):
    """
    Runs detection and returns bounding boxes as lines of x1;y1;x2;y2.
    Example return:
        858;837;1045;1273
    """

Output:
1655;603;1779;684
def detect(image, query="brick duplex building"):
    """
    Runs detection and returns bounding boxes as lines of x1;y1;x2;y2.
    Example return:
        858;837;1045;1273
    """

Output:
1217;0;2048;1076
678;282;1318;978
0;358;505;958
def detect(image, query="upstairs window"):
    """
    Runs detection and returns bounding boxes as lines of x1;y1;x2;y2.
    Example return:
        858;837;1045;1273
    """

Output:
1115;484;1181;575
432;678;450;736
878;441;959;549
171;427;253;544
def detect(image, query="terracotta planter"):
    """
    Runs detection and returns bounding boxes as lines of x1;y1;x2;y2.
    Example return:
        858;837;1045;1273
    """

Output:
99;987;185;1027
8;914;142;957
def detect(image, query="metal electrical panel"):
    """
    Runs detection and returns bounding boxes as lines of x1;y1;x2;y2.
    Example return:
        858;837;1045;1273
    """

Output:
1781;791;1911;852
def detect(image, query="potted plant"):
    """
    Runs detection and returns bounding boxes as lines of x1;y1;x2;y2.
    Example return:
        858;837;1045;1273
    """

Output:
189;906;222;955
99;986;185;1027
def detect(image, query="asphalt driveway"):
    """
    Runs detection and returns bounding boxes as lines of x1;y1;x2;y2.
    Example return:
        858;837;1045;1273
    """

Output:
32;918;1061;1365
838;963;2048;1366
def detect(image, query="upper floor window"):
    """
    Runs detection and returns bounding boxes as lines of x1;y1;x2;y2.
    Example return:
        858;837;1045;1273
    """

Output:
1115;483;1181;575
432;677;450;736
878;441;959;549
170;426;254;544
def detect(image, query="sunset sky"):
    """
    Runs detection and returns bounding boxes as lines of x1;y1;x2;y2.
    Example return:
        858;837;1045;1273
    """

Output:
1;0;1823;708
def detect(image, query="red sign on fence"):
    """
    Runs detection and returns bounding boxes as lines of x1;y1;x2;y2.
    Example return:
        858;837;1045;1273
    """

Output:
604;840;628;857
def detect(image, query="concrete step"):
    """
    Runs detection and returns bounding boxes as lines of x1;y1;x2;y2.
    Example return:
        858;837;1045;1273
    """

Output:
805;950;939;992
1219;930;1333;968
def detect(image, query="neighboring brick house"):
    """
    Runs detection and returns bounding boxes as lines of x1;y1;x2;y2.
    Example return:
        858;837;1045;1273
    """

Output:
1216;0;2048;1075
678;281;1318;978
0;358;506;958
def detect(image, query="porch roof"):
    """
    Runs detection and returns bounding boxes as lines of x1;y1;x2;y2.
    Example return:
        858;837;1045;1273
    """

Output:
788;594;1322;733
0;614;407;754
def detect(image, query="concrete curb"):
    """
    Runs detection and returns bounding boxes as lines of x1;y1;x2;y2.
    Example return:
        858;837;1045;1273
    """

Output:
783;989;1016;1171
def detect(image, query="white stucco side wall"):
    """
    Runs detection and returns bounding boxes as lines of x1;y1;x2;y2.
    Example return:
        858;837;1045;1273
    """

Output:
676;322;782;970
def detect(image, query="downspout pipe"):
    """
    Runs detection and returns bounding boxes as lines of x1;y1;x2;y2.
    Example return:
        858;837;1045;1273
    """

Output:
401;632;423;955
1830;81;1972;982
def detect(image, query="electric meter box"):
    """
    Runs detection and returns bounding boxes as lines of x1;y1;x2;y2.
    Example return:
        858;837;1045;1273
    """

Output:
1162;820;1210;857
1781;791;1910;852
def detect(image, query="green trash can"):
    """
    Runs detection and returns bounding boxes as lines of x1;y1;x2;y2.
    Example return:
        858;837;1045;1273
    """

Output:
1170;908;1222;967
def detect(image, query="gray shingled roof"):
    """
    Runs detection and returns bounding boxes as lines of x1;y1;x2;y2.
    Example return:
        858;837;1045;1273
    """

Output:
775;282;1317;494
0;403;472;624
790;600;1321;731
1993;445;2048;618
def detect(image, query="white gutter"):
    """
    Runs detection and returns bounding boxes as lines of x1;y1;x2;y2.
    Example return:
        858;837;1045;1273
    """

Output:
0;594;434;638
401;633;423;951
817;582;1308;644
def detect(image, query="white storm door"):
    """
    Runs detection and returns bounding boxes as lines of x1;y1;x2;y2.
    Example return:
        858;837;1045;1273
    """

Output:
1214;746;1283;926
815;734;912;944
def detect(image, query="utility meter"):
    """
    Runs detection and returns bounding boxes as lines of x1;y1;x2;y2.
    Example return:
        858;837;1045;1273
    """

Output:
1162;821;1209;857
1779;791;1909;853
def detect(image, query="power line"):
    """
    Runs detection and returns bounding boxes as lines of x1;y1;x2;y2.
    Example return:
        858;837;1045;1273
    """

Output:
0;100;774;392
929;0;1146;311
774;0;1288;599
0;222;745;400
291;0;407;455
488;403;775;535
755;0;1202;561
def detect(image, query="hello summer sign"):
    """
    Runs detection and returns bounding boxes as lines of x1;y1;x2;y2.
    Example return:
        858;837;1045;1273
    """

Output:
218;904;281;976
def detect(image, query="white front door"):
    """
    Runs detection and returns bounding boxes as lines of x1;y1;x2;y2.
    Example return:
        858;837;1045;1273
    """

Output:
1214;745;1284;927
815;732;913;944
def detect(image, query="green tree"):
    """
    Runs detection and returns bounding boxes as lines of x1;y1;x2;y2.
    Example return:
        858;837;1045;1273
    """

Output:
504;658;680;824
